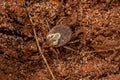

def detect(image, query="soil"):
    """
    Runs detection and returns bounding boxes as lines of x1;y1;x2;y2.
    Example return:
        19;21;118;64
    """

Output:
0;0;120;80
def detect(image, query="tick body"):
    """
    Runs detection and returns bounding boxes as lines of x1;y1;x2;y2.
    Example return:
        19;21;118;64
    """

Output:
47;25;72;47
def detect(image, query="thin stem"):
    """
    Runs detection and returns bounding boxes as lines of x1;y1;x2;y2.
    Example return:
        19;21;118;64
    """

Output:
29;15;56;80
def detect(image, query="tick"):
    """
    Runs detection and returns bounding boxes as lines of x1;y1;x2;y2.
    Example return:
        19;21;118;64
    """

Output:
47;25;72;47
44;11;79;52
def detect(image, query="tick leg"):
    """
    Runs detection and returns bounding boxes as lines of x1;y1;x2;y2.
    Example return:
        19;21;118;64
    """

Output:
56;17;66;25
68;40;80;44
69;11;78;26
63;46;76;52
50;47;59;59
45;20;50;31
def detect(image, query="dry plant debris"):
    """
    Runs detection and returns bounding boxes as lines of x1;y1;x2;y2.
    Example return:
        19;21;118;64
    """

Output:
0;0;120;80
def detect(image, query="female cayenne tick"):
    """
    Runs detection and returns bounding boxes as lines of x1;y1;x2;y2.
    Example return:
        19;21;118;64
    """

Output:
46;25;72;47
45;11;78;52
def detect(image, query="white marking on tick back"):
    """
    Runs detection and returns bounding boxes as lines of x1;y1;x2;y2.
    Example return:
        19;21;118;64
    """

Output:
47;33;61;46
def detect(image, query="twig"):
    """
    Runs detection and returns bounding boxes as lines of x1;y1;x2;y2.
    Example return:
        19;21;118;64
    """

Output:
29;15;56;80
